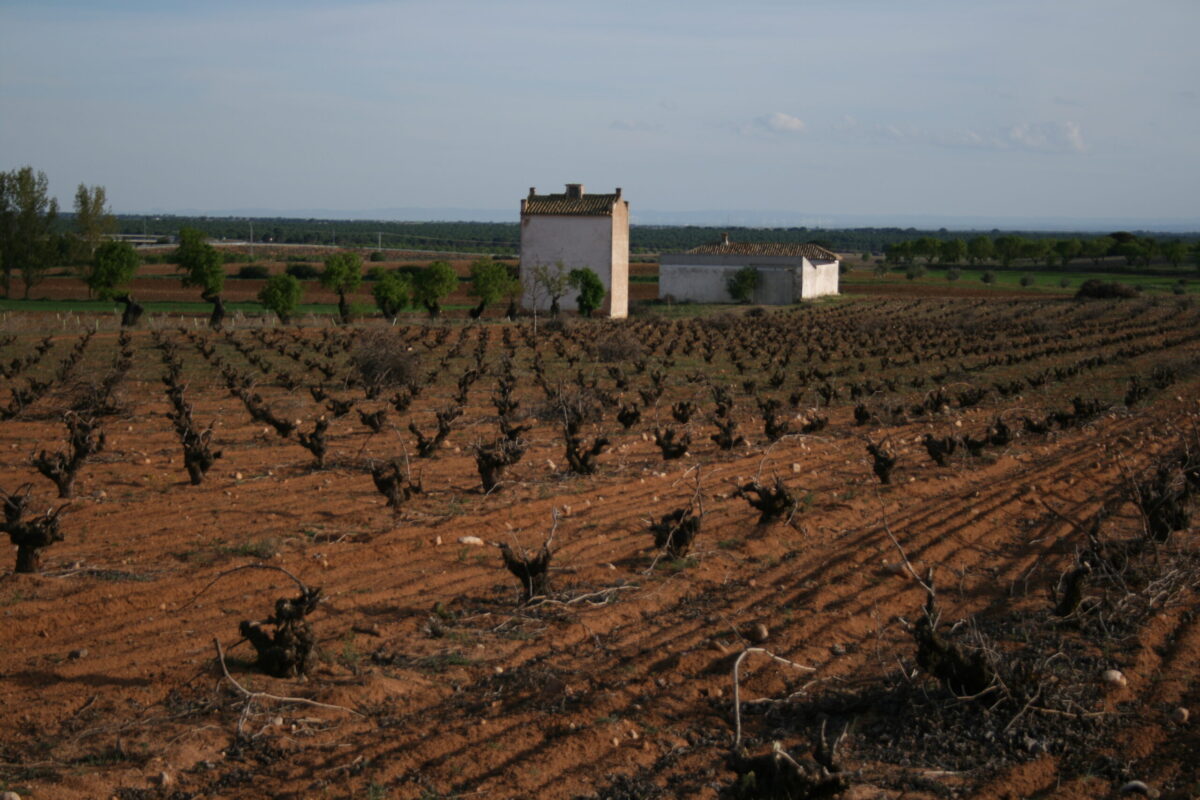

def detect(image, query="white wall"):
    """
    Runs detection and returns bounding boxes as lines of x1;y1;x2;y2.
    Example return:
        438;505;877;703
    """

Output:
800;261;840;298
660;263;740;303
608;202;629;318
520;215;625;316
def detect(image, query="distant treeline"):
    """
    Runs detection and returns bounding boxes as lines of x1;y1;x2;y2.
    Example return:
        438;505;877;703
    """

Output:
882;232;1200;271
59;215;1200;258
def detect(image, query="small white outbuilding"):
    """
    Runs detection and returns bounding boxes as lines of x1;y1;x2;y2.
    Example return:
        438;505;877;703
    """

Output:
659;234;840;304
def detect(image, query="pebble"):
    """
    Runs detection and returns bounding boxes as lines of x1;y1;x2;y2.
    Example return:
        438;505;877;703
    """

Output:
457;536;485;546
1170;707;1189;725
68;648;88;660
1;791;21;800
1102;669;1127;688
156;771;173;788
1119;781;1157;797
747;623;770;644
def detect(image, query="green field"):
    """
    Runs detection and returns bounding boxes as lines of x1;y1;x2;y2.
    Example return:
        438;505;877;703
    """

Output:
843;265;1198;294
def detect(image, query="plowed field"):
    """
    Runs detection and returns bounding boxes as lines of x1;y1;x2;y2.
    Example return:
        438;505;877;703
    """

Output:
1;296;1198;800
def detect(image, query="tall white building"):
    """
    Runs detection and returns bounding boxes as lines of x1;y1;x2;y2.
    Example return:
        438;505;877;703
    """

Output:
519;184;629;318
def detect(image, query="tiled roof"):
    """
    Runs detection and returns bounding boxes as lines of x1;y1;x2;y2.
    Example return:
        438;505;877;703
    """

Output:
685;241;839;260
522;192;621;217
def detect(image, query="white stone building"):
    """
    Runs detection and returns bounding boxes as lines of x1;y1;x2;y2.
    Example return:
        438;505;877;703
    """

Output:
659;235;840;304
519;184;629;318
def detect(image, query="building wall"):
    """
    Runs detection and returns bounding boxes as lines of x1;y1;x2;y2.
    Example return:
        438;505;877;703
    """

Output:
520;214;629;317
800;261;840;299
659;253;840;304
659;263;740;303
608;201;629;318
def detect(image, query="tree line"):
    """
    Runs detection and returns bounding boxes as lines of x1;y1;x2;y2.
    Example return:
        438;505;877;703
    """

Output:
74;213;1200;259
883;232;1199;271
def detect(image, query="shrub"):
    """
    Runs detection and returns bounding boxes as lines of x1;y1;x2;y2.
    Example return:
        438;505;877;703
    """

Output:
1019;274;1035;287
981;270;996;285
1059;277;1071;288
1172;280;1187;296
1075;279;1139;299
369;251;386;262
257;273;303;323
412;261;459;318
594;329;644;362
946;267;961;281
372;271;411;320
726;266;759;303
285;263;320;280
236;264;270;279
568;267;606;317
905;264;926;280
349;331;422;389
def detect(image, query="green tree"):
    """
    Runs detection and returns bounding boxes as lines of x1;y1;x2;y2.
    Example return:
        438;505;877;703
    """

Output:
1162;240;1188;267
912;236;941;265
1113;241;1145;267
529;261;571;317
372;271;411;321
938;239;966;265
321;251;363;324
1083;236;1114;265
1054;238;1082;269
967;235;994;266
258;273;303;323
174;227;225;328
726;265;759;303
0;166;60;298
468;258;518;318
413;260;458;318
884;242;911;266
1021;238;1054;268
567;267;606;317
73;183;115;263
993;235;1025;268
89;240;139;300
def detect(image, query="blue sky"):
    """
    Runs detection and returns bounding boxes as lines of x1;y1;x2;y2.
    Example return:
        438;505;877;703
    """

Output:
2;0;1197;227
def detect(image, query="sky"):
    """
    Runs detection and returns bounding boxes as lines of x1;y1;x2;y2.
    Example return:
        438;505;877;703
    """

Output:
2;0;1198;228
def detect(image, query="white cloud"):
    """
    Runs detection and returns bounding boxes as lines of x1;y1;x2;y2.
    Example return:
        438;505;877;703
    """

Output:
1006;121;1085;153
758;111;806;134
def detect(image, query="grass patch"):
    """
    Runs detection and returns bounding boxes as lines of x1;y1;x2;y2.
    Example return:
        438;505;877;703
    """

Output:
416;651;476;672
217;538;279;560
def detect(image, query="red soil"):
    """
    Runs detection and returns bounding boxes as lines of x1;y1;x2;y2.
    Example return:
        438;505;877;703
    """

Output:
0;300;1197;799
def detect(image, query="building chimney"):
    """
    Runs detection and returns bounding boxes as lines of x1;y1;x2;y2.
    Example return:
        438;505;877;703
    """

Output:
565;183;583;199
529;187;536;198
721;232;730;246
614;187;622;199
